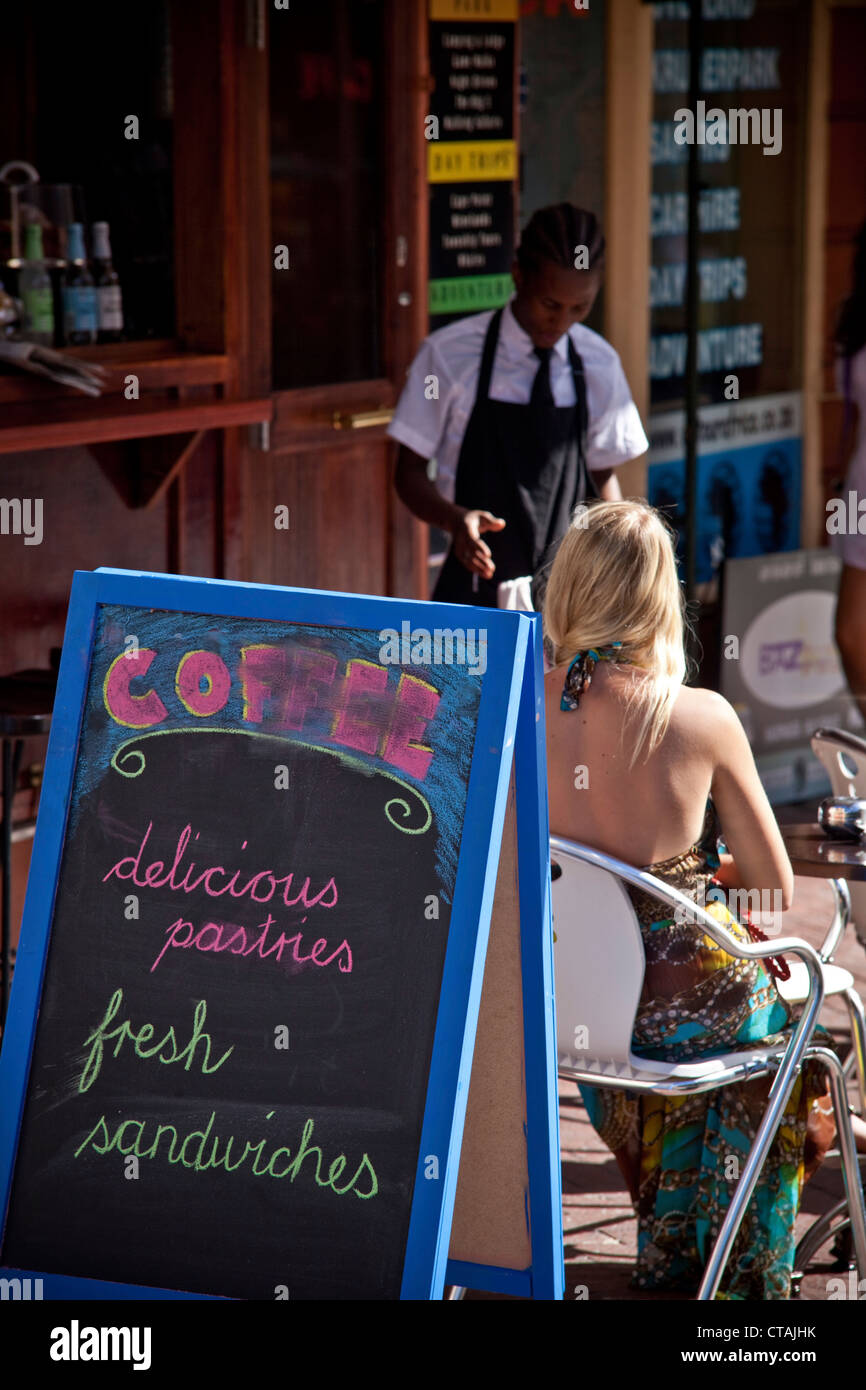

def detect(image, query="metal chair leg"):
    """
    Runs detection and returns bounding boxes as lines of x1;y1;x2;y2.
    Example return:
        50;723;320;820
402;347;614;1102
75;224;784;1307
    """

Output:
811;1047;866;1279
697;1057;805;1300
794;1197;849;1276
699;1049;866;1298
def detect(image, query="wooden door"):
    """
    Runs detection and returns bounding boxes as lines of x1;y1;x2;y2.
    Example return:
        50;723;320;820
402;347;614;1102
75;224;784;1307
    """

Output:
228;0;429;598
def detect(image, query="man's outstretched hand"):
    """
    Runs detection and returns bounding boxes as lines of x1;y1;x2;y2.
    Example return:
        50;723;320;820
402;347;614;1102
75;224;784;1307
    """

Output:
451;510;506;579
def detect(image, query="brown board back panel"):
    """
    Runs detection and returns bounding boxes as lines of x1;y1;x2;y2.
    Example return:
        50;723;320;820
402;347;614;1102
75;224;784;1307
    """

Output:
449;773;530;1271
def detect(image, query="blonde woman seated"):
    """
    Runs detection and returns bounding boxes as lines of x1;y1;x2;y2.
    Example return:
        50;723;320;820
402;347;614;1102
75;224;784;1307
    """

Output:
543;499;844;1300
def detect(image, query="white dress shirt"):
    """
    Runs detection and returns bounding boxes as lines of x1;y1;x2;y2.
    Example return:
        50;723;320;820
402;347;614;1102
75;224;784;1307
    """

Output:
387;298;649;504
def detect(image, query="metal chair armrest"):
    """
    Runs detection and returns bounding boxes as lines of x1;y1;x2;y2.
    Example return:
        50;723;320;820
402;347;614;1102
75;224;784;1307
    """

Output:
812;726;866;760
819;877;851;962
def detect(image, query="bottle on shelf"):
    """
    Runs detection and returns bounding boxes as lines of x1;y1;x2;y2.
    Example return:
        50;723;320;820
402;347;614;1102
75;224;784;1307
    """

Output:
91;221;124;343
18;223;55;346
62;222;98;346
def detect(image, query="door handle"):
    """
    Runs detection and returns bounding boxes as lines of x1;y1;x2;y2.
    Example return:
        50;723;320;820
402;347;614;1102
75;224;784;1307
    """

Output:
332;408;394;430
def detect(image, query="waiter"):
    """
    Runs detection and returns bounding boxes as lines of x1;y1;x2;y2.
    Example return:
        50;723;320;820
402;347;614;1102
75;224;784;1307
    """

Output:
389;203;648;607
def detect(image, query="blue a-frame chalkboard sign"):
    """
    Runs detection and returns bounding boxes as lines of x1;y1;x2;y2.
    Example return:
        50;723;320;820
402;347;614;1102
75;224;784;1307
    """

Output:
0;569;562;1301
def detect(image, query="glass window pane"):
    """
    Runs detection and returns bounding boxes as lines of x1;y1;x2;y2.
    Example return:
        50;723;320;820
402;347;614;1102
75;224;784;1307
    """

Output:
269;0;385;390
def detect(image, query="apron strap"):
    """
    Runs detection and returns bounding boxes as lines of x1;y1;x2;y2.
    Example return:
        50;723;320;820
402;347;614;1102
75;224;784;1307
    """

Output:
473;307;504;406
566;336;589;473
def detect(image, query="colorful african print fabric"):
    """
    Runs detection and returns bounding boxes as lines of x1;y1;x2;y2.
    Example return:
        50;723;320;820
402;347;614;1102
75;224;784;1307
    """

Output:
578;801;831;1300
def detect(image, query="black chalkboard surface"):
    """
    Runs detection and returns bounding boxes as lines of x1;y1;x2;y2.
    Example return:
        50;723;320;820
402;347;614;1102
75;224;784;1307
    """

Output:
0;572;562;1300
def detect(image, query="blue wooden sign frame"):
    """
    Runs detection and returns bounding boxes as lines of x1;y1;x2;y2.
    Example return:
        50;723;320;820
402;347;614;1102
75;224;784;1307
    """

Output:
0;568;563;1301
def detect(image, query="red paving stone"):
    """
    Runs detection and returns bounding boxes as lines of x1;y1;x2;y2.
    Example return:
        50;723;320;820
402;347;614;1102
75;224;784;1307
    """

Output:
467;844;866;1303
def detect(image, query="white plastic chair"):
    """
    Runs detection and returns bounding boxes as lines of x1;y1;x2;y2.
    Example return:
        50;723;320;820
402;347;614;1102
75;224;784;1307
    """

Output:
550;833;866;1300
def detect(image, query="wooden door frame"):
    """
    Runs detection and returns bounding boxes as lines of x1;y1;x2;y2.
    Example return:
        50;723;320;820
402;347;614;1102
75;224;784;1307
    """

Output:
384;0;430;597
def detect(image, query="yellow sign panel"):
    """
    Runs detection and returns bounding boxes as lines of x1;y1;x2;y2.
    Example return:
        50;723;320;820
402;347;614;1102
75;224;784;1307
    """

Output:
428;140;517;183
429;0;518;19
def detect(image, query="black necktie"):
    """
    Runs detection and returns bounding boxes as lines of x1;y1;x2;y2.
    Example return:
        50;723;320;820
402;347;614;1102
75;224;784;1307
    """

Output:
529;346;555;414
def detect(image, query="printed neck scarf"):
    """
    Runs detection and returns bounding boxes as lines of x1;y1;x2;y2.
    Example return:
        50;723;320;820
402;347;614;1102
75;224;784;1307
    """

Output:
560;642;632;712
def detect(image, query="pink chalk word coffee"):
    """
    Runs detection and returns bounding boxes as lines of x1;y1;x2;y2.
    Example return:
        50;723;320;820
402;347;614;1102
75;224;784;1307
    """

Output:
102;644;441;780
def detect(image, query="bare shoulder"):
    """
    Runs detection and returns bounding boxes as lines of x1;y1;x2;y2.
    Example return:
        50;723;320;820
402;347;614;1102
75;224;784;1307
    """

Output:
672;685;738;720
665;685;744;754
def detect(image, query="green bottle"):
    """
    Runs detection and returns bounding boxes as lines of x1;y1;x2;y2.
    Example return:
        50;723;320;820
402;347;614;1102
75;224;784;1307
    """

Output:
19;224;55;346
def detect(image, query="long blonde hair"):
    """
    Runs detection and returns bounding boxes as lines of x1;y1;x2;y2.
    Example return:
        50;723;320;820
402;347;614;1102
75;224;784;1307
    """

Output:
543;500;690;766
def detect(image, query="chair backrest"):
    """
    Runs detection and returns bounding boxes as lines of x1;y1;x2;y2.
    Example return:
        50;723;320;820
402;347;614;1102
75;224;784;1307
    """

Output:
550;841;645;1068
811;729;866;945
811;727;866;799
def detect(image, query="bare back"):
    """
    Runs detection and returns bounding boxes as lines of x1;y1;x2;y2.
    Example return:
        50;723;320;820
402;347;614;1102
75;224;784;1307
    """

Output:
544;660;794;901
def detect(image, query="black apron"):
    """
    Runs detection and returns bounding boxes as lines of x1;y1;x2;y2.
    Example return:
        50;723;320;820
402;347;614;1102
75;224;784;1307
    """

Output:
432;307;596;608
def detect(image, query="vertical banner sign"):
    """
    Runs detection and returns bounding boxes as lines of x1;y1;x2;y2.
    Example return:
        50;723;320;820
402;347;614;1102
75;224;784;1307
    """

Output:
0;569;563;1301
647;0;809;590
428;0;518;325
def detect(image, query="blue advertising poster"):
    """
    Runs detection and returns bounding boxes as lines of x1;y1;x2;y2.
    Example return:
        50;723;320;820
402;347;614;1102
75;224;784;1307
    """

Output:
647;392;802;585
